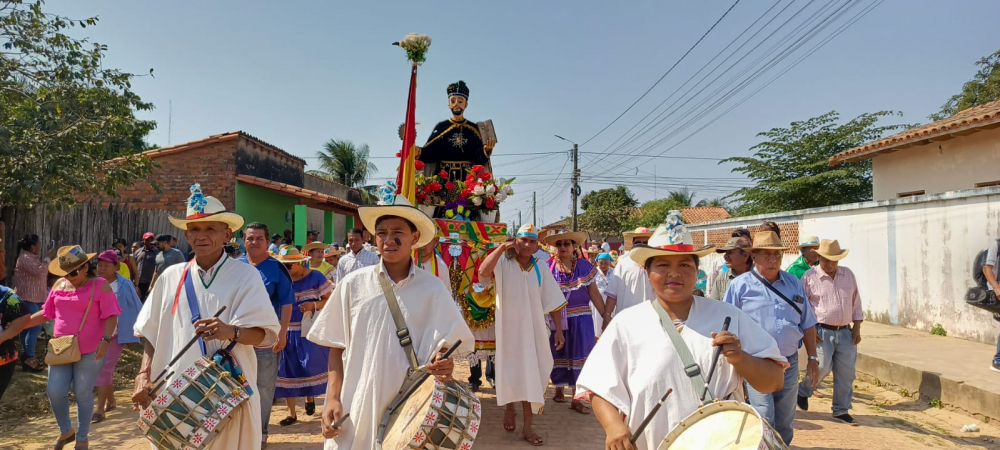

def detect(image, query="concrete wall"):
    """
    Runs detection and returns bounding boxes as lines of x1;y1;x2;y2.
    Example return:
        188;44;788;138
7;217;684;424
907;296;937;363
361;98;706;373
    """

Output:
872;127;1000;200
688;186;1000;344
235;182;296;237
306;207;347;245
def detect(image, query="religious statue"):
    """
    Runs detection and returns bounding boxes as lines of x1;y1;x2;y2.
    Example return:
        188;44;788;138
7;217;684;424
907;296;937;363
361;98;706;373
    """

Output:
416;80;497;181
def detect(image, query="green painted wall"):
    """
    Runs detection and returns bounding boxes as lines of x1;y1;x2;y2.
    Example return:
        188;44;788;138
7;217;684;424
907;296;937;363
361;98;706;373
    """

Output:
235;183;296;236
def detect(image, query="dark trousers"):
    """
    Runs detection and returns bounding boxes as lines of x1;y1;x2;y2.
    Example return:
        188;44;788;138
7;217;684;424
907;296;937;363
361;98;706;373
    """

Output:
468;356;495;387
0;361;16;402
138;282;151;302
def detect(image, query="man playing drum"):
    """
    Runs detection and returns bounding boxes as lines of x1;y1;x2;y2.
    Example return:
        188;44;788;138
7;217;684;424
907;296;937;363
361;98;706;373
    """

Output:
577;212;787;450
306;194;474;449
132;184;281;450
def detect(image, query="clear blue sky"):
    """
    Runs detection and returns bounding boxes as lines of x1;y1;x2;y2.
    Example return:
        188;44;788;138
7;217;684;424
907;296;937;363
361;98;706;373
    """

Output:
50;0;1000;227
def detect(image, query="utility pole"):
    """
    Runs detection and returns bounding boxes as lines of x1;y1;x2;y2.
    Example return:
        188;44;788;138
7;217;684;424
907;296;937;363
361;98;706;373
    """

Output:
571;143;579;231
532;191;537;226
518;211;522;229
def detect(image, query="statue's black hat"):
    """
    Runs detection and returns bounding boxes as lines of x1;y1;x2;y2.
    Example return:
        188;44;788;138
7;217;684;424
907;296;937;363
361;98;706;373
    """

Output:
447;80;469;99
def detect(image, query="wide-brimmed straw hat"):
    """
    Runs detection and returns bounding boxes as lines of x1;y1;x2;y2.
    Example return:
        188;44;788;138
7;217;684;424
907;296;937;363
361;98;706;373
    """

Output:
815;239;849;261
586;245;602;254
359;192;437;247
49;245;97;276
274;246;310;263
797;236;821;248
542;229;589;246
302;242;327;255
716;237;751;253
749;231;788;251
622;226;654;249
323;244;347;257
630;211;715;265
168;183;245;232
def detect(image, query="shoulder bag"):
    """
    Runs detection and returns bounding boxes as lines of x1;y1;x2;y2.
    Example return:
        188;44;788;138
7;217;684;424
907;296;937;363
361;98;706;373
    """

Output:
46;279;96;365
750;270;804;315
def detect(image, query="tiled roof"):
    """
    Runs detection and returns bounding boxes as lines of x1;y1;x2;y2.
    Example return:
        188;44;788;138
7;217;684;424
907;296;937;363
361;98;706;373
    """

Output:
110;131;307;165
830;100;1000;165
236;174;358;213
680;206;730;224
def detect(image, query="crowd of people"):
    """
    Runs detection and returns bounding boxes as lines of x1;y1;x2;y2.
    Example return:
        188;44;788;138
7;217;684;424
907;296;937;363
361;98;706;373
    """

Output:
0;181;865;450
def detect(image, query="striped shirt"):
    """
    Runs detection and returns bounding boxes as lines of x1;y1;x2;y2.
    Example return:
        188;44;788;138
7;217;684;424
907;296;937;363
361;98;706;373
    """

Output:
334;248;380;283
14;251;50;304
800;266;863;327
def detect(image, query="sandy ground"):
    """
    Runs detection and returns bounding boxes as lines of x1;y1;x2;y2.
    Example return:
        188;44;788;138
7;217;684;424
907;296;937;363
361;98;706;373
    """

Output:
2;364;999;449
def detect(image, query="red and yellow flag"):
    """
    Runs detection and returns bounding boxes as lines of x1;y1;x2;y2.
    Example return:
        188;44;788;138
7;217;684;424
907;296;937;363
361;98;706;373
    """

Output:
396;63;418;204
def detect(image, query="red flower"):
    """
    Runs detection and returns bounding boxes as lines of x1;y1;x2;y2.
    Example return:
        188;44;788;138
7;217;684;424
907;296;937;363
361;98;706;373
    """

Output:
395;152;401;157
445;181;455;190
439;170;449;179
485;197;496;209
466;174;475;184
429;182;442;191
423;185;432;193
479;171;492;181
472;165;484;173
414;160;425;170
461;188;472;198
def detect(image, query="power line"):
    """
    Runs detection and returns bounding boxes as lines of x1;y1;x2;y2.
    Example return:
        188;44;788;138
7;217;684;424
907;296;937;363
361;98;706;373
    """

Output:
578;0;743;147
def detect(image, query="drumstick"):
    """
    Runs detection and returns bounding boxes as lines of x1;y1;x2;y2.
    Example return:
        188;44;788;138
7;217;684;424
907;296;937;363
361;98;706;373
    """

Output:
629;388;673;445
414;339;463;372
332;413;350;429
701;316;732;402
387;340;465;415
151;306;228;385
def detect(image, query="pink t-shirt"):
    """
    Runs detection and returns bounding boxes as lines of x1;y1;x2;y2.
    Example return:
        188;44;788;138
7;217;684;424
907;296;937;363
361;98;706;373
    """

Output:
42;278;122;355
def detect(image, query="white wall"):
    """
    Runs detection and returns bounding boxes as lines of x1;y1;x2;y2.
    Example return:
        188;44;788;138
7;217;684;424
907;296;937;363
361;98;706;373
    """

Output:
690;187;1000;344
872;127;1000;200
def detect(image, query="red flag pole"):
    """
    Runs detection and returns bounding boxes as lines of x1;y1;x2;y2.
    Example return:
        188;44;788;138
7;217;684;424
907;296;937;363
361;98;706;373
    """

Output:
396;62;418;192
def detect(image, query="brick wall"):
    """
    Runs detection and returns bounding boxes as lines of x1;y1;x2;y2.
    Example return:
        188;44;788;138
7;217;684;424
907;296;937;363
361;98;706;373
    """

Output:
235;136;304;187
690;221;800;253
89;141;238;213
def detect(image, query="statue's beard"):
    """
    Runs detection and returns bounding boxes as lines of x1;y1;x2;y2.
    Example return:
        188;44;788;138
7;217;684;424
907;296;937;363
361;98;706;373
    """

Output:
451;107;465;116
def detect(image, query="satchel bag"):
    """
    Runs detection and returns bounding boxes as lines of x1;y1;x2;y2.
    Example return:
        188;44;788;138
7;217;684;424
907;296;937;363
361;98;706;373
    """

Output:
45;280;96;366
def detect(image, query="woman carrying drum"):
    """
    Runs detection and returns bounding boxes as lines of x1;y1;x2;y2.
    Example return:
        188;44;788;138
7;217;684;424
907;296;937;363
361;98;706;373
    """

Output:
576;212;788;450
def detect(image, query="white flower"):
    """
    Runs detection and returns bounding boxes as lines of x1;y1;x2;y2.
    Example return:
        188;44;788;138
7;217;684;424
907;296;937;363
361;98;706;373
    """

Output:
486;184;496;195
472;185;485;196
472;197;483;206
502;185;513;195
496;192;507;203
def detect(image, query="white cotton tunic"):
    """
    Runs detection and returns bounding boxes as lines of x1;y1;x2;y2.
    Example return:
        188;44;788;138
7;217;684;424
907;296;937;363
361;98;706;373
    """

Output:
417;254;452;295
306;262;475;450
605;254;654;315
576;297;786;450
134;254;281;450
493;256;567;413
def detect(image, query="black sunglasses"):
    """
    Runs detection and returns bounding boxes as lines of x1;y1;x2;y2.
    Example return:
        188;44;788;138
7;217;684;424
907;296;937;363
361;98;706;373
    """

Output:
67;268;81;277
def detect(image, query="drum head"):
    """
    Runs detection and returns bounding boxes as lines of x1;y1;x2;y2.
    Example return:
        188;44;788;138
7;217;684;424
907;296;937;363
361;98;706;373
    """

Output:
659;401;777;450
383;377;437;449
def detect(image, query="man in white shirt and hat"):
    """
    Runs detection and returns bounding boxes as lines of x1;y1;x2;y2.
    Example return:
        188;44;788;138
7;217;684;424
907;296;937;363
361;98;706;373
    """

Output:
132;184;281;450
307;194;474;449
604;226;655;317
478;223;567;446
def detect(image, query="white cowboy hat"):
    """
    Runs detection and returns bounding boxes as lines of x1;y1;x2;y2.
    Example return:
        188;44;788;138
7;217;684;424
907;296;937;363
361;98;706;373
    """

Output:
49;245;98;277
359;193;437;247
815;239;849;261
630;211;715;265
168;184;245;232
797;236;821;248
542;229;589;246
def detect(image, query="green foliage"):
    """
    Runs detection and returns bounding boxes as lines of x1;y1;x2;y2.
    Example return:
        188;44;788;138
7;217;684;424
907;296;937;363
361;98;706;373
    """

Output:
1;0;157;209
665;188;696;207
722;111;910;216
929;398;942;408
696;197;729;209
929;50;1000;121
628;198;684;229
930;323;947;336
309;139;379;188
578;186;637;237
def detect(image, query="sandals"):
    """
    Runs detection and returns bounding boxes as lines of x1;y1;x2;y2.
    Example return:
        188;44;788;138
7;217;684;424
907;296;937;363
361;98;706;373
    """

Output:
503;409;516;432
91;412;105;424
523;433;544;446
279;416;298;426
570;400;591;415
22;356;46;373
553;387;566;403
305;401;316;416
52;432;75;450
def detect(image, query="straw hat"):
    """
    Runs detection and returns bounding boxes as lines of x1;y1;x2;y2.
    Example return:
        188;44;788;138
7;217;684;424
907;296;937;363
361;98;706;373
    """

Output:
323;245;347;257
302;242;327;255
630;211;715;265
749;231;788;251
49;245;97;276
716;237;751;253
797;235;821;248
358;192;437;247
542;229;589;246
623;226;654;249
586;245;602;255
168;183;245;232
815;239;849;261
274;246;309;263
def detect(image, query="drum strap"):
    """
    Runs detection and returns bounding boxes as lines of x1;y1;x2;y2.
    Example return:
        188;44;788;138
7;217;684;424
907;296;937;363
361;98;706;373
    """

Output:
652;300;712;406
377;272;420;371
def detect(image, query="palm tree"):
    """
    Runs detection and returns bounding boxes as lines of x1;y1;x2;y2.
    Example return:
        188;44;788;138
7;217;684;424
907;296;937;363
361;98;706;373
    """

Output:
308;139;379;188
696;197;729;208
666;188;696;207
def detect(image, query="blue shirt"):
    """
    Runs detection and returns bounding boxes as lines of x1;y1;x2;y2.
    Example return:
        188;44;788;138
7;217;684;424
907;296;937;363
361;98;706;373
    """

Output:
237;255;294;318
724;268;817;357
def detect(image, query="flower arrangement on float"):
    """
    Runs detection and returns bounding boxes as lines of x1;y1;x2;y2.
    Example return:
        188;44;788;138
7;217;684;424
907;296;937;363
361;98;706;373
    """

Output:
410;164;514;222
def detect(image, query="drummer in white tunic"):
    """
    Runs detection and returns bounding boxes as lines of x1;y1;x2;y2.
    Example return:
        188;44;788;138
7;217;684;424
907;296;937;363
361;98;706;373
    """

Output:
577;212;787;450
132;184;281;450
307;194;474;449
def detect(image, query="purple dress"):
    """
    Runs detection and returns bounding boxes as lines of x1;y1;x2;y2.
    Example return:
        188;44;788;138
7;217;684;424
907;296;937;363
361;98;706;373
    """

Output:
276;270;333;398
548;258;598;388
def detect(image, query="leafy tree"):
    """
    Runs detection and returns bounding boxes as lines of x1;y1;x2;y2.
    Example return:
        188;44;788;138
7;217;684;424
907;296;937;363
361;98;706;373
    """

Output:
627;198;684;229
308;139;379;188
929;50;1000;121
1;1;157;209
696;197;729;209
666;188;696;207
722;111;910;216
578;186;637;237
